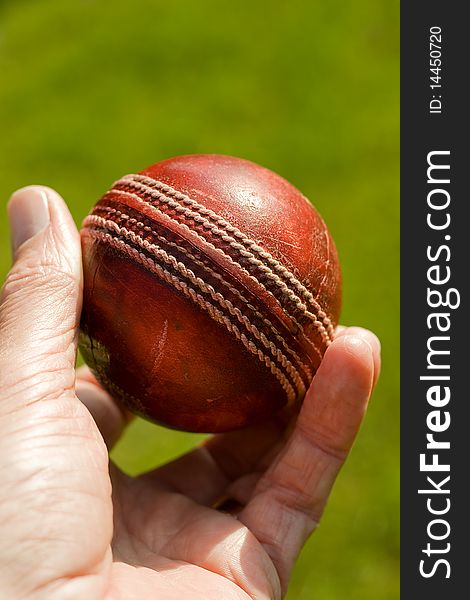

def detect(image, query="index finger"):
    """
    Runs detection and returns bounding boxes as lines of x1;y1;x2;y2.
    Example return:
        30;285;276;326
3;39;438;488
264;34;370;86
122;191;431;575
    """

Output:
238;330;379;593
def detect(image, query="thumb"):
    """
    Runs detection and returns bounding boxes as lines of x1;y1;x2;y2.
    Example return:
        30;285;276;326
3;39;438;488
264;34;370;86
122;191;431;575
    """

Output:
0;188;112;597
0;186;82;407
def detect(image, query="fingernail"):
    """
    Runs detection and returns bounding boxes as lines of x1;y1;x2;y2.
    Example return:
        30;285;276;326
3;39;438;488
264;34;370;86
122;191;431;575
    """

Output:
8;186;50;253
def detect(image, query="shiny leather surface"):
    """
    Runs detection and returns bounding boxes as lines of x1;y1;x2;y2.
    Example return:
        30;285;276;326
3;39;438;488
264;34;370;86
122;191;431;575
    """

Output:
79;155;341;432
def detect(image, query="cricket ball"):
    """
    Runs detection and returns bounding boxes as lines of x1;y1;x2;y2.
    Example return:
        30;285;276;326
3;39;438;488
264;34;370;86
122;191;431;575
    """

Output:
79;155;341;433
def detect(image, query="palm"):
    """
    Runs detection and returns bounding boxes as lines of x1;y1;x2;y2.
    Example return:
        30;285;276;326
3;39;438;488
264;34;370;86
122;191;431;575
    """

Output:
72;325;379;600
0;326;377;600
86;404;289;599
110;470;274;599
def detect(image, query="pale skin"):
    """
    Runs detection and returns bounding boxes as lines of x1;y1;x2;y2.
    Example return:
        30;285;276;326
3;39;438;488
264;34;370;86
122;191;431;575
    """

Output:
0;186;381;600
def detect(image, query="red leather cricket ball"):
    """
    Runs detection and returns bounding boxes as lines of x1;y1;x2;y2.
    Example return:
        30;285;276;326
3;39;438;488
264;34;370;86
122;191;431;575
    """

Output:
79;155;342;433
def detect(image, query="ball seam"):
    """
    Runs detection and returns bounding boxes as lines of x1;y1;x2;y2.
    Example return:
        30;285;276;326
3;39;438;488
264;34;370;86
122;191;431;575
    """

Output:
84;228;298;405
90;205;315;383
116;175;334;343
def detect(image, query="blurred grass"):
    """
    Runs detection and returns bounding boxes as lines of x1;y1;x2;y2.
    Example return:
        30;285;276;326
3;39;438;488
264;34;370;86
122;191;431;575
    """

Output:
0;0;399;598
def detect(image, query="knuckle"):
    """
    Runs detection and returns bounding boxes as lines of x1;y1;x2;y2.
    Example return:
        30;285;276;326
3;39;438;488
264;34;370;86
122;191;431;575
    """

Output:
0;364;74;408
268;480;322;525
2;262;76;302
297;421;349;463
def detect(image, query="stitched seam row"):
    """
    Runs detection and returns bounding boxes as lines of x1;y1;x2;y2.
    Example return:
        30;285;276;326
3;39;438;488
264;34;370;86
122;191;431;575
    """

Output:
85;214;306;397
124;173;334;338
116;176;333;343
117;175;333;343
104;188;326;358
84;228;297;404
92;205;316;381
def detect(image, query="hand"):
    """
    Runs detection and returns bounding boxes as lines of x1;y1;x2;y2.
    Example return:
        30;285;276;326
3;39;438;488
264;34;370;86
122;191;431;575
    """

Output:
0;186;380;600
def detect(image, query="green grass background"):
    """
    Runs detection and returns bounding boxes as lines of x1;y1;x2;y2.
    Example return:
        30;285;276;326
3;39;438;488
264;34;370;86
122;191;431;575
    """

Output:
0;1;399;597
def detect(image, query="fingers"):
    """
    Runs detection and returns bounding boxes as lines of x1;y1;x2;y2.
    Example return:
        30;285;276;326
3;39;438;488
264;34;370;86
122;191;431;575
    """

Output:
75;366;134;448
140;326;380;511
238;330;379;593
0;185;132;447
0;188;113;595
0;186;82;410
335;325;381;386
139;419;285;505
